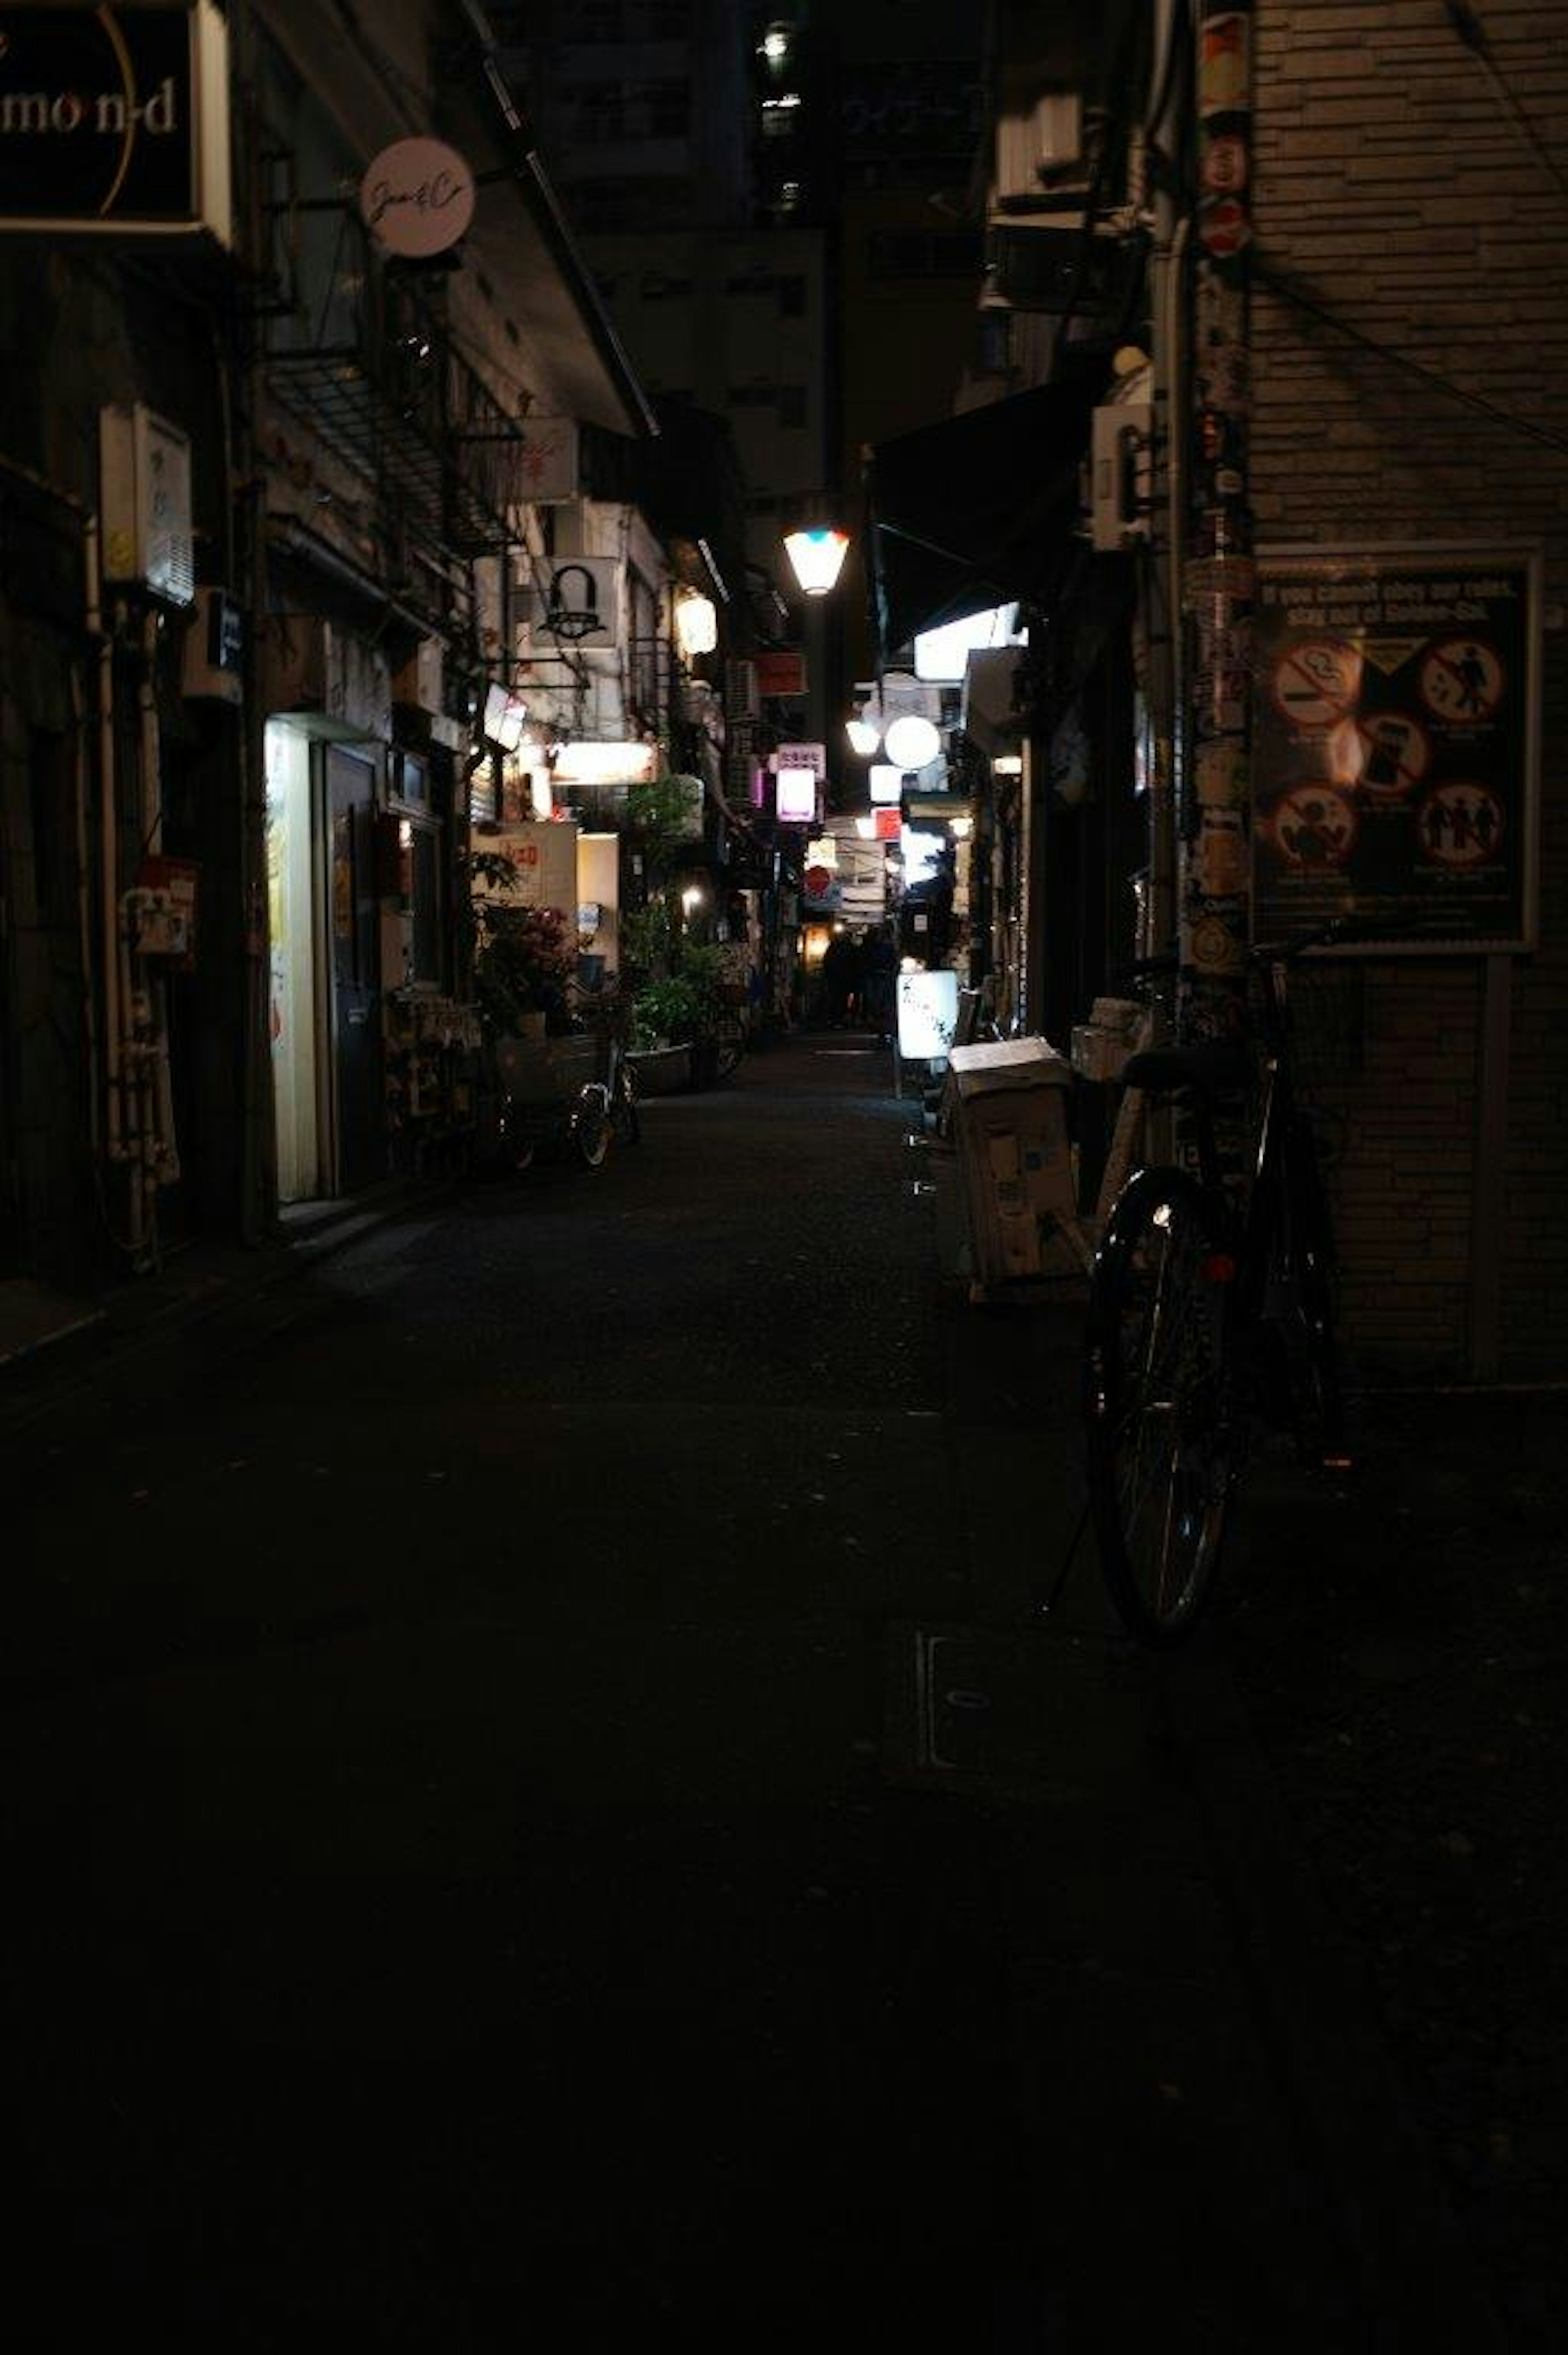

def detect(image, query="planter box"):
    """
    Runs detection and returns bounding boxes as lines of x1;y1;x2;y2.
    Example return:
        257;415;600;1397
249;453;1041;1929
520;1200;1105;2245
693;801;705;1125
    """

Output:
627;1044;691;1096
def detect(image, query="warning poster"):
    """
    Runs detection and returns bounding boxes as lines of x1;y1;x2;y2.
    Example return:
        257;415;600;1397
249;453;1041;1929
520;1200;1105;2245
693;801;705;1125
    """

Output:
1253;549;1538;950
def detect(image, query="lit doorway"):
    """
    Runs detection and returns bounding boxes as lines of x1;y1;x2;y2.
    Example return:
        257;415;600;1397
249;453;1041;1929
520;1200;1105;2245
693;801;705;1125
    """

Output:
264;721;323;1203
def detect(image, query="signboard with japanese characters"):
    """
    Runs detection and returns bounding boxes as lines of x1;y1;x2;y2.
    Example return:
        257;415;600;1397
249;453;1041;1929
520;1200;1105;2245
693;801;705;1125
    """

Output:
472;820;579;913
1253;547;1539;951
0;1;230;240
515;416;579;505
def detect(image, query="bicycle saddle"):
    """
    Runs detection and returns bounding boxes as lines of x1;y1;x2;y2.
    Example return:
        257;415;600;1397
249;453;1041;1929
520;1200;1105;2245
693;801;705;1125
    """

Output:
1122;1041;1250;1097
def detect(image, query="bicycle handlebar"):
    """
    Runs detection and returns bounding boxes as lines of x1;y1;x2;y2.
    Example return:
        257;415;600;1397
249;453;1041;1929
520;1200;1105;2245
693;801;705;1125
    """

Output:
1112;912;1457;987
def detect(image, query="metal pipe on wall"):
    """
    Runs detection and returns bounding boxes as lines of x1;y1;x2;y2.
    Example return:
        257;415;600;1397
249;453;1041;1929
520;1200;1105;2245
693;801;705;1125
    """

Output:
76;518;103;1167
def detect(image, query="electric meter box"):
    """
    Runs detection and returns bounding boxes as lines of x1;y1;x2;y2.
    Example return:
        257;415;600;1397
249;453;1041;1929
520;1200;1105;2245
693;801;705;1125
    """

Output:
100;404;196;607
944;1037;1080;1287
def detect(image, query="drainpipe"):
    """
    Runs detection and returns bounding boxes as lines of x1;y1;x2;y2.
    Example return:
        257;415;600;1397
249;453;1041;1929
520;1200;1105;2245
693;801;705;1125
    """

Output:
94;575;127;1200
76;517;104;1171
1145;0;1187;968
138;609;180;1217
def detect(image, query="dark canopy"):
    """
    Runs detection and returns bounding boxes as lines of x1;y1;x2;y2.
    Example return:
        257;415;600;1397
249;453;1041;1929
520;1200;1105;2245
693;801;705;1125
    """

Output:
865;364;1105;659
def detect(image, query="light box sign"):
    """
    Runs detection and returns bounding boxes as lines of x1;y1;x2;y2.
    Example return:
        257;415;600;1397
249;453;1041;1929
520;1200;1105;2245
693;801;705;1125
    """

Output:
896;969;959;1062
0;2;231;239
775;769;818;825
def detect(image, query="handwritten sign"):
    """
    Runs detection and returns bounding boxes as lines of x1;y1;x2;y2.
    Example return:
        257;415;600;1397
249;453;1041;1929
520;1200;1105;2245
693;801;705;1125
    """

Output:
359;137;474;259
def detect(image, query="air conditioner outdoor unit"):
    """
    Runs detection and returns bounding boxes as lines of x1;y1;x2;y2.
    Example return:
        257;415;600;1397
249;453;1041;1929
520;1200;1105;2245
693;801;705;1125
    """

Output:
995;92;1082;201
100;404;195;607
393;638;444;716
1091;403;1155;549
981;213;1134;317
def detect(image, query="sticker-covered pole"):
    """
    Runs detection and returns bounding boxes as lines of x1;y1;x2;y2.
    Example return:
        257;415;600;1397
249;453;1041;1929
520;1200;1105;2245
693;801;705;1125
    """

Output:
1181;3;1257;1041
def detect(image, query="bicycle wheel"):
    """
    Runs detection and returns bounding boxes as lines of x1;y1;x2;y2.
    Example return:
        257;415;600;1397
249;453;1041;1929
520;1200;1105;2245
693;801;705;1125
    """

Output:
572;1082;612;1169
1085;1166;1240;1645
713;1012;746;1081
609;1061;640;1147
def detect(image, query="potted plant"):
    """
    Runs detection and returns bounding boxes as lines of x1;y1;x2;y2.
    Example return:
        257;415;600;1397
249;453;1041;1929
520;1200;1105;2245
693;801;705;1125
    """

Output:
467;855;577;1041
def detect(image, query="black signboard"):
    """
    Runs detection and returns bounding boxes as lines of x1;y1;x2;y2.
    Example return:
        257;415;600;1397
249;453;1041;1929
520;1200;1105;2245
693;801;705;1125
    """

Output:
1253;548;1539;950
0;4;200;227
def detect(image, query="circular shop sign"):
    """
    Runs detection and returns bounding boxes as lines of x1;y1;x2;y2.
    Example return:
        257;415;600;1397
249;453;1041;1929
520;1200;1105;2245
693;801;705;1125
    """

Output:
360;138;476;259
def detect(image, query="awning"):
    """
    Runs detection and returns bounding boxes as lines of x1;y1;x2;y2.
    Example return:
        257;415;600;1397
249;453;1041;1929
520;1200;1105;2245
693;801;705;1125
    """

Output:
865;364;1104;659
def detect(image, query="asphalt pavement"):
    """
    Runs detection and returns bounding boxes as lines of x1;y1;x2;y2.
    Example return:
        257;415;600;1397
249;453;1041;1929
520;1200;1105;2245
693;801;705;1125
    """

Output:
3;1032;1507;2350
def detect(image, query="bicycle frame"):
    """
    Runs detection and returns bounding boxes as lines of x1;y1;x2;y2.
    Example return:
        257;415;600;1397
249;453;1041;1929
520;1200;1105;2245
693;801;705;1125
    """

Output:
1177;954;1339;1443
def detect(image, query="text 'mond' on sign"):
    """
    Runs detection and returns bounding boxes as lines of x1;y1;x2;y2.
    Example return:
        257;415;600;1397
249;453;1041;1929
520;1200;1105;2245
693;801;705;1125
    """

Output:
0;2;231;239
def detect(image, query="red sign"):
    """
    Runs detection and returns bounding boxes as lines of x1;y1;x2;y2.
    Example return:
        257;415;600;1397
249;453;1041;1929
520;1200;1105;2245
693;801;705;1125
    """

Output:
755;650;806;698
873;808;901;839
1200;197;1250;257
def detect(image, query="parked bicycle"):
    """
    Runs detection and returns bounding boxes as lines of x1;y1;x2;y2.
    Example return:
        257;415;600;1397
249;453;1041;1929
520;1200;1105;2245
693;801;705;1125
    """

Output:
491;990;640;1175
1082;921;1363;1646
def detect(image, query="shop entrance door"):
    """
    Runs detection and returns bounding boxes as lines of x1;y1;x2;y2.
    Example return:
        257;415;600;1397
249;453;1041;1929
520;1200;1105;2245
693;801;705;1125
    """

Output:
326;747;382;1193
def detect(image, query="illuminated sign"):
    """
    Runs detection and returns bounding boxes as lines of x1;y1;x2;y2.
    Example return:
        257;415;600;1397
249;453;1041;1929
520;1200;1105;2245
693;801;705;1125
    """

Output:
896;969;959;1061
775;769;817;824
0;2;230;239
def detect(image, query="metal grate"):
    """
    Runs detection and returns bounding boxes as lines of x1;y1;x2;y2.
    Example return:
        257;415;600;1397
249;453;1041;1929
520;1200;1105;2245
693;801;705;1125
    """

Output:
265;203;530;558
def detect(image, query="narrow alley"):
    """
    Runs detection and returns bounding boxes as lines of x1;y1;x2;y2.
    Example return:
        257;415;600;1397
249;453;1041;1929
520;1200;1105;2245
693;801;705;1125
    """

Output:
4;1037;1500;2351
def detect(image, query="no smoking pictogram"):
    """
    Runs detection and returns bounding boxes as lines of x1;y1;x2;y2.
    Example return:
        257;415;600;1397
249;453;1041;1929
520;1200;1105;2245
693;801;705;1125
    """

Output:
1270;639;1364;729
1419;637;1503;725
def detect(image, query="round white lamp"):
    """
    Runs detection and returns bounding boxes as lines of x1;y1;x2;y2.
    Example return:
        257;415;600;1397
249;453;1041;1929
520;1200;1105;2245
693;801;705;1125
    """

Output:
883;713;942;769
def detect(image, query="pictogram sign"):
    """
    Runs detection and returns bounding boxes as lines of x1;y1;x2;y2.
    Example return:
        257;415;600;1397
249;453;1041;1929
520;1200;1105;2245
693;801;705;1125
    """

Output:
1271;785;1357;869
1419;638;1504;725
1416;783;1504;868
1270;639;1364;727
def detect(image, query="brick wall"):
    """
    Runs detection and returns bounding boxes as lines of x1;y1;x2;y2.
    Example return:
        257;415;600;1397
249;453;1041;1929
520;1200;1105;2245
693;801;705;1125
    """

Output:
1253;0;1568;1379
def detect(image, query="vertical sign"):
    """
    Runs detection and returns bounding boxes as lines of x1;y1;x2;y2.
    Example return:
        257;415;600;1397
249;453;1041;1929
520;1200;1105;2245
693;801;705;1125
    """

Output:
1253;548;1538;950
1180;1;1256;1037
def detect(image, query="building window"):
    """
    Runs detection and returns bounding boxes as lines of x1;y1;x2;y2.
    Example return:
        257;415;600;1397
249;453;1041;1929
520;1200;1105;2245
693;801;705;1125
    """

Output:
407;822;442;987
390;750;429;810
775;273;806;317
776;385;806;429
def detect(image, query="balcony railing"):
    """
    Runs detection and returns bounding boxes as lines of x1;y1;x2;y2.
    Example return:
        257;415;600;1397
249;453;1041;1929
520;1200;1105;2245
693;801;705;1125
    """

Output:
264;201;530;559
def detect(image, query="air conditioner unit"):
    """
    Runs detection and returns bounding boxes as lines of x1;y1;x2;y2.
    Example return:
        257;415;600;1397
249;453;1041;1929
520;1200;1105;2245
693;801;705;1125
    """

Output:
393;638;444;716
180;587;244;703
981;214;1134;317
100;404;195;607
995;92;1082;201
1091;403;1154;549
